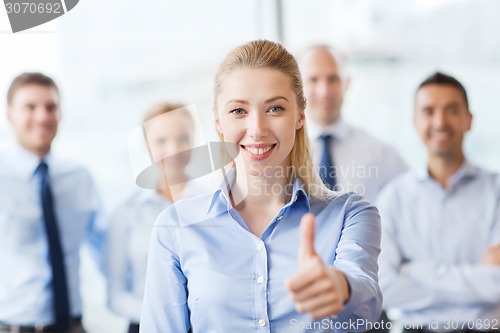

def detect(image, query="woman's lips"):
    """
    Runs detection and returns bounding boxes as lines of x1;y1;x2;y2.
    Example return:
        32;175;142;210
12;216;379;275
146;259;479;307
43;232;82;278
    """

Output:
241;144;276;160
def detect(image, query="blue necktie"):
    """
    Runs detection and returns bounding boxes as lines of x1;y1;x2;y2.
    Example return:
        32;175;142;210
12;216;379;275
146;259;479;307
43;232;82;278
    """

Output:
37;162;70;333
319;134;337;190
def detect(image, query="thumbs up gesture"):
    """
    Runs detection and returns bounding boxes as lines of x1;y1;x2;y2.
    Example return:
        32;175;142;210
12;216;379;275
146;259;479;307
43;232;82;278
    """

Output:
285;213;350;319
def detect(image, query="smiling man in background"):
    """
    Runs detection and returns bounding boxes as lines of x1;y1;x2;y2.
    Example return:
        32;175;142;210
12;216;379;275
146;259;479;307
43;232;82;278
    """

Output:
378;72;500;332
0;72;106;333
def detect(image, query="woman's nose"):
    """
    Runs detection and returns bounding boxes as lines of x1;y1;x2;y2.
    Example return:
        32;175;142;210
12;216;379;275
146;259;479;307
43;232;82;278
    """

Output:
247;113;268;139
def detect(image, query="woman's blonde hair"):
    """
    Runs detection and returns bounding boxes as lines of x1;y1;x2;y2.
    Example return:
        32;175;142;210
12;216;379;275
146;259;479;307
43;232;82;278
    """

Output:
143;102;191;123
213;39;331;201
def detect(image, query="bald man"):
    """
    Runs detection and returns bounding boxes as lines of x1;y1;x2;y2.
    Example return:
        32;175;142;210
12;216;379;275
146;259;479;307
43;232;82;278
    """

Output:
300;45;407;203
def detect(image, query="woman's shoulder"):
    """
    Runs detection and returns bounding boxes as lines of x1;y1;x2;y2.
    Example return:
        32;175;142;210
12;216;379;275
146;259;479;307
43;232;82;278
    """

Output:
311;190;377;217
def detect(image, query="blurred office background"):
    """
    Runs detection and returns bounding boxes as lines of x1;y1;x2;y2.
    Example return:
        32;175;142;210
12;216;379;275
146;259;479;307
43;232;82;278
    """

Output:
1;0;500;332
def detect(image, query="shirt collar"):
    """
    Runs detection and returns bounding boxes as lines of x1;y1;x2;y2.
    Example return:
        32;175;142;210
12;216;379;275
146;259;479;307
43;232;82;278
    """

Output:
306;117;351;142
416;159;478;185
449;159;478;186
207;168;310;214
206;168;235;214
7;143;53;180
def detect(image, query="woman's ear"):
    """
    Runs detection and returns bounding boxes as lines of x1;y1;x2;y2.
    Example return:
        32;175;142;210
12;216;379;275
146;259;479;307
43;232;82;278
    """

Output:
296;110;305;130
213;107;223;134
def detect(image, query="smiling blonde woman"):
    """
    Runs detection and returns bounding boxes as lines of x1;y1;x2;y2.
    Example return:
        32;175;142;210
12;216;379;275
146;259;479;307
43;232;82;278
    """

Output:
140;40;382;333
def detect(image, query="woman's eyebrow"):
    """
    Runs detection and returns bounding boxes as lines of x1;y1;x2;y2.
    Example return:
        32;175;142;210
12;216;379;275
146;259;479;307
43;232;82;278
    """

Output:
225;99;249;106
224;96;289;106
265;96;289;103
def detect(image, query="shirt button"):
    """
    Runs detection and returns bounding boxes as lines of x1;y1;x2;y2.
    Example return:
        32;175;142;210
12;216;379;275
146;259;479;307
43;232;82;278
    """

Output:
257;276;264;284
277;215;283;221
257;243;264;251
258;319;266;327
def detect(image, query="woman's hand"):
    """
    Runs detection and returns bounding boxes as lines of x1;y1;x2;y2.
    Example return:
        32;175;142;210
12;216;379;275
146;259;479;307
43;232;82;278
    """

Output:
285;213;350;319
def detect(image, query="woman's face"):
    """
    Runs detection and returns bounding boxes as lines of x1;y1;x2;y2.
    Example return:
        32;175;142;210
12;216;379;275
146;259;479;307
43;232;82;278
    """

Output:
215;68;304;176
144;111;194;175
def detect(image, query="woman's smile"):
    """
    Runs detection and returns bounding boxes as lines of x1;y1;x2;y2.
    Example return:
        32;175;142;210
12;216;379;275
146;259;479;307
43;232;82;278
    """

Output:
240;143;276;160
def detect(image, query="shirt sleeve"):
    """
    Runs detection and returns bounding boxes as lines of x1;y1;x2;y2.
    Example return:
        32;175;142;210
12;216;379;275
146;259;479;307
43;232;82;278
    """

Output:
377;187;437;311
331;194;383;332
378;179;500;308
490;178;500;245
403;261;500;305
106;207;143;321
140;206;190;333
403;180;500;305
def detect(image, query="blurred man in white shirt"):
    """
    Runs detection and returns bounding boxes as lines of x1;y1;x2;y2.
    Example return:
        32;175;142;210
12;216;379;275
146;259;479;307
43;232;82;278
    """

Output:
300;45;407;203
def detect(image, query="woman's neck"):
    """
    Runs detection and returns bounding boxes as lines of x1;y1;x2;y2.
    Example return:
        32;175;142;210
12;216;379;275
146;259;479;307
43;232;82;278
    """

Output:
230;167;294;237
157;172;189;202
231;168;292;209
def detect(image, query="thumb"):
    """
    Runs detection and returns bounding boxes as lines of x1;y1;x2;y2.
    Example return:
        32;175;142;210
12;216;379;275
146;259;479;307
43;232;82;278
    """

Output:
299;213;317;267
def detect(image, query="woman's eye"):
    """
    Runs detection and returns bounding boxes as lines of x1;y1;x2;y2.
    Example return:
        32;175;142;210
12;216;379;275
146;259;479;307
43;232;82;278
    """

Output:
177;135;190;144
230;108;246;116
155;138;166;145
269;105;284;113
